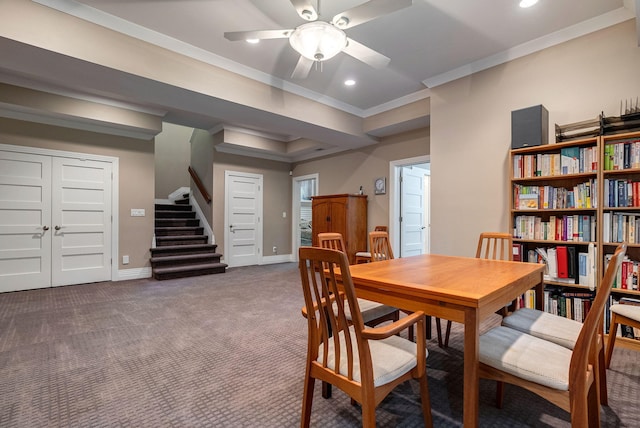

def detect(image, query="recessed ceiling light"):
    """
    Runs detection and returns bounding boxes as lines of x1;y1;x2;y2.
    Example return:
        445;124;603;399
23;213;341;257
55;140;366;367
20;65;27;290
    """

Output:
246;38;260;44
344;79;356;86
519;0;538;8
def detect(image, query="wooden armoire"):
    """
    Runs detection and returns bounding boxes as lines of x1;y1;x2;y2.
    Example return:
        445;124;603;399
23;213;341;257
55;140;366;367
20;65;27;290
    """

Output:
311;194;367;264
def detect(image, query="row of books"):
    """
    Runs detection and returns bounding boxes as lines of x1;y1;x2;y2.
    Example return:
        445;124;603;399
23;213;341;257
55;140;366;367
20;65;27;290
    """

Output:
513;214;596;242
605;296;640;339
604;178;640;207
514;243;597;288
542;288;595;323
513;180;597;210
603;253;640;291
603;139;640;171
512;146;598;178
602;212;640;244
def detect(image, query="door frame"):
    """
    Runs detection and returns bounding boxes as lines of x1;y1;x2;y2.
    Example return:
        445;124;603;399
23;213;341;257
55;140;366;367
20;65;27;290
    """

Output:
292;173;319;262
389;155;430;256
223;170;263;267
0;143;119;282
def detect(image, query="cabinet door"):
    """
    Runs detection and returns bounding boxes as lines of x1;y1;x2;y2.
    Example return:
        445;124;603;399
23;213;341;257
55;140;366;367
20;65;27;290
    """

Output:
329;200;348;235
312;200;331;247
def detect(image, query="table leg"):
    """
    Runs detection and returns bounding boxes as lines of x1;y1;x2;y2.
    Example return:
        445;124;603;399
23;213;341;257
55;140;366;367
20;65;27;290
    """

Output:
463;308;480;428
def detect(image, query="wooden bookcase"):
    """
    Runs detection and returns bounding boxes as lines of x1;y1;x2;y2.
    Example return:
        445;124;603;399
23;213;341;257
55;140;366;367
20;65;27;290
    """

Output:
311;194;367;264
510;130;640;349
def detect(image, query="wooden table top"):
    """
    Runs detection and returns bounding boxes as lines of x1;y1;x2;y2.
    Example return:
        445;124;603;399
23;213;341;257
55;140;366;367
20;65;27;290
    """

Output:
345;253;545;310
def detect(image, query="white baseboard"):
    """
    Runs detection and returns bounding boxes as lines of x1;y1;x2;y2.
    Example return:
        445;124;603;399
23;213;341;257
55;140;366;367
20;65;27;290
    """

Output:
261;254;294;264
117;267;152;281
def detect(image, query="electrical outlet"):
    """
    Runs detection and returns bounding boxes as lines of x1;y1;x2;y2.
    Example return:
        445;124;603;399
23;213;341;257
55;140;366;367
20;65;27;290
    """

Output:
273;246;277;253
122;255;129;265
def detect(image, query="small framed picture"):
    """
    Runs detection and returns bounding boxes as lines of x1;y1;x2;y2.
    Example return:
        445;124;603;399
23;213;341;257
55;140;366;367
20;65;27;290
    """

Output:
374;177;386;195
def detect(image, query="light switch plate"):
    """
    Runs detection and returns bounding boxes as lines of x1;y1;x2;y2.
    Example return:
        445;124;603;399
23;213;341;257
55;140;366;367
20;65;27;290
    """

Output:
131;208;145;217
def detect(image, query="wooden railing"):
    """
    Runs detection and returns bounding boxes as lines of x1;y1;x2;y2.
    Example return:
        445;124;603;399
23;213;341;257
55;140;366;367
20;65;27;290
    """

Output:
188;166;211;204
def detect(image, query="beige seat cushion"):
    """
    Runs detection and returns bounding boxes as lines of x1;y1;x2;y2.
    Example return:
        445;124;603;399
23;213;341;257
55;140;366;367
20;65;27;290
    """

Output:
318;326;423;387
479;326;572;391
501;308;582;349
611;303;640;322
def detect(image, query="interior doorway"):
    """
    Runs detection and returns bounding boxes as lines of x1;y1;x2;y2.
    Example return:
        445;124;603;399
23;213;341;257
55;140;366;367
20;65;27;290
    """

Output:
292;174;318;261
389;156;430;257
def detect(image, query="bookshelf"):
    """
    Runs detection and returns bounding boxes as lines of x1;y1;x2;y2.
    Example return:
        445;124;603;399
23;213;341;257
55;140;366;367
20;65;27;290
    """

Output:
510;131;640;349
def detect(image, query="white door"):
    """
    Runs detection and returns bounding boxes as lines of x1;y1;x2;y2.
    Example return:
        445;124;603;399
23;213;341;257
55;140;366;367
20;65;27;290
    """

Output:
51;157;112;287
0;151;52;292
0;150;113;292
225;171;262;267
400;166;426;257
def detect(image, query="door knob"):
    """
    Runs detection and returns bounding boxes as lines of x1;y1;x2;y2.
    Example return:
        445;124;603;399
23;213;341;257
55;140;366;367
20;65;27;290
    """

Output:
42;226;49;231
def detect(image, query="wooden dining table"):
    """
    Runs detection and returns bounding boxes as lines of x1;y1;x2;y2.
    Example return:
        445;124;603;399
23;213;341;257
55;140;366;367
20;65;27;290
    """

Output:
338;253;545;428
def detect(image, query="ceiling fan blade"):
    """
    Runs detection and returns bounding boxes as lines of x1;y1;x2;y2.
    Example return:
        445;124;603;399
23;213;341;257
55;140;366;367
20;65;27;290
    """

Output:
332;0;412;30
290;0;318;21
224;29;293;42
343;38;390;69
291;55;315;79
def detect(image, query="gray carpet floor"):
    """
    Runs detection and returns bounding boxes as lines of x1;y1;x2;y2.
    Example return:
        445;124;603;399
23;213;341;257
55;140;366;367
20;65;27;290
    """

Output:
1;262;639;427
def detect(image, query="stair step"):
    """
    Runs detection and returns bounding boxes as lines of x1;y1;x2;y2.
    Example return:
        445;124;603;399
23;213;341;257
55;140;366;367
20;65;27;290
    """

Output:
150;244;218;257
155;203;192;211
175;198;190;205
155;218;200;227
155;210;196;219
156;235;208;246
150;252;223;267
153;262;227;280
155;226;204;236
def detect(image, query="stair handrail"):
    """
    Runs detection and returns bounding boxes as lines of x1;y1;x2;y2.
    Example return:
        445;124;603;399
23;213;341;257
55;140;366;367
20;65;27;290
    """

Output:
188;166;212;204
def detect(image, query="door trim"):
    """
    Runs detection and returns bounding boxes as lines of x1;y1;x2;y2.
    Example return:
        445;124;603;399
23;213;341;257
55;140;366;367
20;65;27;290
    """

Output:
389;155;430;255
0;143;119;282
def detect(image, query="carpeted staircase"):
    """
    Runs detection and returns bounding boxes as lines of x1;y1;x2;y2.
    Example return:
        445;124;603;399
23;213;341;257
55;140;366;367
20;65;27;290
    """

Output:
150;200;227;280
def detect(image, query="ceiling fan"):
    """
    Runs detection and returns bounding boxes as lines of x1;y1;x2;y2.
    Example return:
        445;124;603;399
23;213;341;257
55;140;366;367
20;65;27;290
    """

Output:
224;0;412;79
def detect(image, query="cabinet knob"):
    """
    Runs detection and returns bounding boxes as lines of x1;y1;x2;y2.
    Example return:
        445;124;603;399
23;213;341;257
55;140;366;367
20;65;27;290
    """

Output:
326;216;331;222
55;225;61;231
42;226;49;231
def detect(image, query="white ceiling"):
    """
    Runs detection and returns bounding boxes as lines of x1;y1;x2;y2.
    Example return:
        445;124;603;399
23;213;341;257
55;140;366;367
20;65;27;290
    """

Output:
1;0;639;161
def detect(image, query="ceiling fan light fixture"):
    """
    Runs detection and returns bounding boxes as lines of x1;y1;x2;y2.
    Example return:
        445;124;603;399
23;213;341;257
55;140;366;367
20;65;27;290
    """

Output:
289;21;347;62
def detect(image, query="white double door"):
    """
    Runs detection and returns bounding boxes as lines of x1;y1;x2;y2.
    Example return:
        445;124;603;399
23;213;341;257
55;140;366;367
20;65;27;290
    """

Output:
0;150;112;292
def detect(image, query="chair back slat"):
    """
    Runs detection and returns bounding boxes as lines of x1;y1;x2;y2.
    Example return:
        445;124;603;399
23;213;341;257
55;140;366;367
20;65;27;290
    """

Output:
369;231;394;262
299;247;366;381
476;232;513;261
569;243;626;389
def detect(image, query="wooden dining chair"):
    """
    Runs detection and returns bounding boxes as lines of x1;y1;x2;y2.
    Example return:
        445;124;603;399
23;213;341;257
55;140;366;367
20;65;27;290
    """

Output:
436;232;513;348
502;272;612;405
298;247;433;428
605;299;640;368
317;232;400;327
354;226;387;264
478;243;626;427
369;230;394;262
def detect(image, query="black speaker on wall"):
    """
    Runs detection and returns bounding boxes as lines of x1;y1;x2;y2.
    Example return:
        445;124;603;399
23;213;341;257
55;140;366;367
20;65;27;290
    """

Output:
511;105;549;149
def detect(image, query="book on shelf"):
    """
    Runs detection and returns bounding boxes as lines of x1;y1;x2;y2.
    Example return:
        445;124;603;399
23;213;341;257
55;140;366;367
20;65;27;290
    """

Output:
513;214;595;242
603;211;640;244
604;253;640;291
